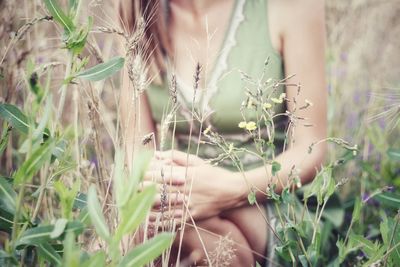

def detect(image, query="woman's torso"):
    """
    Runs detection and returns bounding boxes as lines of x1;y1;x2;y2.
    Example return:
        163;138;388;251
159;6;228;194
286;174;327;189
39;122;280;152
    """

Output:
146;0;287;171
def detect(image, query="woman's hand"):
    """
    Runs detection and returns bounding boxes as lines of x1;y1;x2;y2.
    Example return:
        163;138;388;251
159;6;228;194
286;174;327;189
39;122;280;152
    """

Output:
144;150;248;221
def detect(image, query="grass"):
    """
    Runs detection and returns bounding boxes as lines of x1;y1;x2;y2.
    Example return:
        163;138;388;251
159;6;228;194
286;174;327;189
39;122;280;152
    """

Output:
0;0;399;266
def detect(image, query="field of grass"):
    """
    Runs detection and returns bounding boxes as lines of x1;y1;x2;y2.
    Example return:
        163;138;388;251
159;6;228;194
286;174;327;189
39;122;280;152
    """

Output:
0;0;399;266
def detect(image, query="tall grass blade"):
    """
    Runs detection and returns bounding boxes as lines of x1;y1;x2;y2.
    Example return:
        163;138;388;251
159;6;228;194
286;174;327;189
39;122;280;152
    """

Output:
76;57;124;81
118;233;174;267
87;185;110;241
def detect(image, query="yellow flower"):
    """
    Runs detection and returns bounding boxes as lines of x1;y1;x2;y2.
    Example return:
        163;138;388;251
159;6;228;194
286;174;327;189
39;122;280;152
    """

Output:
238;121;247;128
263;103;272;109
245;121;257;131
271;97;283;104
203;125;211;135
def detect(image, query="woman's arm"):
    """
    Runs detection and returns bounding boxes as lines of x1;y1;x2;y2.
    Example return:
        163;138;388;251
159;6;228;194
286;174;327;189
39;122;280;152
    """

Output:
243;0;327;203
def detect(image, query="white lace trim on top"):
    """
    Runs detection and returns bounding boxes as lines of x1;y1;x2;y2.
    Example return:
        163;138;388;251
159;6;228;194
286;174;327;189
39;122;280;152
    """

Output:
174;0;247;111
201;0;246;112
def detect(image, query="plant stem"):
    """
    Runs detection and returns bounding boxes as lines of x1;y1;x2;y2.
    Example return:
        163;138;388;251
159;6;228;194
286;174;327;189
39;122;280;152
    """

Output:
11;183;26;247
55;52;73;125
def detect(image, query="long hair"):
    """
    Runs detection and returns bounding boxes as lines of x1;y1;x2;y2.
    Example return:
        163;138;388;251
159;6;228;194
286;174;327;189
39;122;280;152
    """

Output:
118;0;171;80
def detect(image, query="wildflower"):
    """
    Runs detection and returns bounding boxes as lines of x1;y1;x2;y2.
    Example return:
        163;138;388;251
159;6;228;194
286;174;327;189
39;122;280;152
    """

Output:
271;97;283;104
238;121;247;128
245;121;257;131
263;103;272;109
203;125;212;135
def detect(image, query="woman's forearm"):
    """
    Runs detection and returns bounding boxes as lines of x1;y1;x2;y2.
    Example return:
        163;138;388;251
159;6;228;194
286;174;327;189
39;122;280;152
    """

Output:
234;140;327;206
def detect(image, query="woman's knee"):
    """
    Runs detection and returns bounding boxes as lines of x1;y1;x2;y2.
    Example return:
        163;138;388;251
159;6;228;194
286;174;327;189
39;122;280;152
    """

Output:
173;216;254;266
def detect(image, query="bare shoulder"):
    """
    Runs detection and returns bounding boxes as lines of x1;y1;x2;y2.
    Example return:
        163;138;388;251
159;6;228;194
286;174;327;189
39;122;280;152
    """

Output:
270;0;325;30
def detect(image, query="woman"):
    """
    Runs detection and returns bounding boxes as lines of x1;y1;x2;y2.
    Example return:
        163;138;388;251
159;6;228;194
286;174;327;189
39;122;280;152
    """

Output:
119;0;327;266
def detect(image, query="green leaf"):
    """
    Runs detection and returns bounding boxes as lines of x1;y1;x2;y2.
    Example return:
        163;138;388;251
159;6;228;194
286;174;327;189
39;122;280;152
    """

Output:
66;16;92;54
50;218;68;238
267;184;280;202
247;191;256;205
281;188;294;204
54;180;80;219
374;192;400;209
87;185;110;241
76;57;125;81
387;149;400;161
298;255;308;267
14;140;54;185
0;104;29;134
119;233;174;267
336;239;346;264
63;231;80;267
32;94;53;141
0;177;17;214
115;185;156;242
380;216;390;246
349;234;380;259
52;138;68;159
77;206;90;226
385;216;400;263
351;197;362;223
73;192;87;210
81;251;106;267
304;166;334;205
271;161;281;176
0;209;16;232
0;124;11;155
37;243;62;265
16;221;84;249
44;0;75;34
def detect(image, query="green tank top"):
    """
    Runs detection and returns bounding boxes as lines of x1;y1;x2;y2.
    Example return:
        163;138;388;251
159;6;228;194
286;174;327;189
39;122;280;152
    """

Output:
146;0;286;171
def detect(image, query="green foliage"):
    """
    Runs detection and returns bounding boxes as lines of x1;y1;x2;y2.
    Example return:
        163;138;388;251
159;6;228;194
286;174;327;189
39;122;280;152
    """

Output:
118;233;174;267
0;0;398;266
87;185;110;241
16;221;84;248
0;177;17;214
76;57;125;81
374;192;400;209
44;0;75;34
0;1;172;265
14;139;54;185
0;104;30;134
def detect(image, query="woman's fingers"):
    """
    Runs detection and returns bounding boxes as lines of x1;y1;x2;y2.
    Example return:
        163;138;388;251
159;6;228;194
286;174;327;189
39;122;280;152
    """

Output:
148;209;184;223
144;166;186;185
148;158;175;170
152;192;185;209
155;150;204;166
